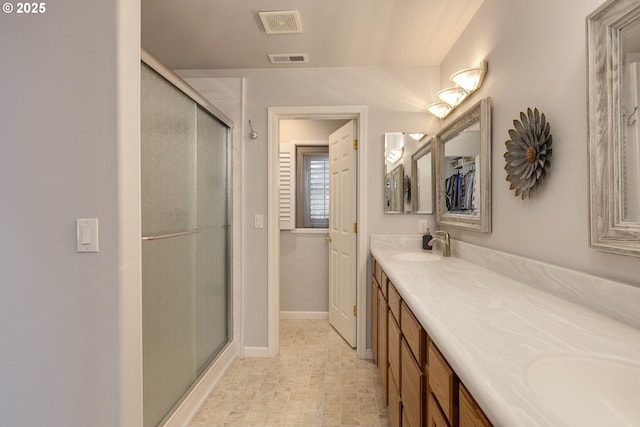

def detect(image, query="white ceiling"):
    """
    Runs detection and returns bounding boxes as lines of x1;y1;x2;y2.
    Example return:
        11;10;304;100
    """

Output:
141;0;484;70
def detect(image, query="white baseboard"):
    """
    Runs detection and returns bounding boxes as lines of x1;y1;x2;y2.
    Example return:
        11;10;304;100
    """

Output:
243;346;271;357
161;342;236;427
279;311;329;320
364;348;374;360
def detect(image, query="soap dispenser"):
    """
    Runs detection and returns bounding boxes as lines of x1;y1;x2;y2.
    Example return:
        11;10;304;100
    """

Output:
422;227;433;250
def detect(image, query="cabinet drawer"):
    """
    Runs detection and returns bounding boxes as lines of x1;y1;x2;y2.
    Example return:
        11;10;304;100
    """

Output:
380;271;389;298
388;312;401;386
401;338;425;427
388;282;401;323
460;384;493;427
374;257;382;287
401;301;427;366
428;342;457;424
428;392;451;427
388;368;402;427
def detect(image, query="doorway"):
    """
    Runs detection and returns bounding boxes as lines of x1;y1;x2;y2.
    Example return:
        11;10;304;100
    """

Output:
267;106;368;359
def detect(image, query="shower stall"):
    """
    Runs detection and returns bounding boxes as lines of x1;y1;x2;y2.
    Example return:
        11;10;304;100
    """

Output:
140;52;232;427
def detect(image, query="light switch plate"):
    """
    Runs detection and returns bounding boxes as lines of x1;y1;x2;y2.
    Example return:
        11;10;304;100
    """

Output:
76;218;99;253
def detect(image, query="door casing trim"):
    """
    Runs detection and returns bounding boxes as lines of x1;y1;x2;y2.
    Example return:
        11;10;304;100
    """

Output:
267;106;368;358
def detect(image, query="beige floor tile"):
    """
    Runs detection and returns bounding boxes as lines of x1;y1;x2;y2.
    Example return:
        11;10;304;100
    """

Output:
188;319;390;427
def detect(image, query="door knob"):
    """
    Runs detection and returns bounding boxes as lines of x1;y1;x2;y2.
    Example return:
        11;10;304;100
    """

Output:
325;236;332;243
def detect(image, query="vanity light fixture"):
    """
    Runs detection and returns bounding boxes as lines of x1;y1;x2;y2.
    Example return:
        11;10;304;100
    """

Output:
426;102;453;119
427;60;488;119
437;86;469;107
451;60;488;92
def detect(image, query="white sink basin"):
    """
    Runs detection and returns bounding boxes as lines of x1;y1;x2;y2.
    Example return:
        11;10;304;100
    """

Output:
390;252;440;262
527;355;640;426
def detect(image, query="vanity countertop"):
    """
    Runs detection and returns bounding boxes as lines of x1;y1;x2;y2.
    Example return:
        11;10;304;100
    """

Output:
371;246;640;427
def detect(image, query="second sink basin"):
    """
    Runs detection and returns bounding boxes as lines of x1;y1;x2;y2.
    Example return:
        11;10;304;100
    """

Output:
527;355;640;426
390;252;440;262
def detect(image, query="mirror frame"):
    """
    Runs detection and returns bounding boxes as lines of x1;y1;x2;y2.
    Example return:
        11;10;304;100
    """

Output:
435;97;491;232
411;138;434;214
587;0;640;257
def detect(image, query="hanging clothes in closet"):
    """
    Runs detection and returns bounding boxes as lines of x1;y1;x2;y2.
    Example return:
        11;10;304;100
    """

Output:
445;168;476;212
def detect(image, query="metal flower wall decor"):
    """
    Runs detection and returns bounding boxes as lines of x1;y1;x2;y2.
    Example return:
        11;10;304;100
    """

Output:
504;108;553;199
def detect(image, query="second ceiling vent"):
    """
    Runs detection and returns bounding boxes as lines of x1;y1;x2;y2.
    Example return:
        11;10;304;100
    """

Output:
259;10;303;34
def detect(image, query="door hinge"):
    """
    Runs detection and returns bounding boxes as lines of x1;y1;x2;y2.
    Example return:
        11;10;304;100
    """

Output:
353;305;357;316
353;222;358;233
353;139;358;150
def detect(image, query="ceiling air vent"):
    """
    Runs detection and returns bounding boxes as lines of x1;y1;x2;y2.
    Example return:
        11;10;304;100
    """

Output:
268;53;309;64
259;10;303;34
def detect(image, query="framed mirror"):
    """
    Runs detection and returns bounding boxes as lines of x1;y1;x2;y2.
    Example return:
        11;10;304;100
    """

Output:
587;0;640;257
411;139;434;213
384;132;430;213
434;98;491;232
385;164;404;213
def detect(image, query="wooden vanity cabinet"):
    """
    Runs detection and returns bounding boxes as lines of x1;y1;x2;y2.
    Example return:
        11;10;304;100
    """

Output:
459;385;492;427
371;257;389;403
371;255;494;427
428;393;451;427
388;283;403;427
428;342;458;426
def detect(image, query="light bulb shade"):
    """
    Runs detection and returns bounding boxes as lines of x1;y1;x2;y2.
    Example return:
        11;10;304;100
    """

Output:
385;148;404;163
450;60;487;92
437;87;469;107
407;133;427;141
426;103;452;119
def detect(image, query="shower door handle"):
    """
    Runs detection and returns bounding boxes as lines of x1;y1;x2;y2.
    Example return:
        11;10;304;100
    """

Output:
141;229;201;241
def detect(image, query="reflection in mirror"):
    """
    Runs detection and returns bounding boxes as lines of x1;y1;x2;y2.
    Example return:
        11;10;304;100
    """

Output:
444;124;480;215
385;164;404;213
622;15;640;222
435;98;491;232
412;139;434;213
384;132;430;213
588;0;640;257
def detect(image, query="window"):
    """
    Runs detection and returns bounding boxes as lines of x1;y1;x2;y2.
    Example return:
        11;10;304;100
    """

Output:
296;146;329;228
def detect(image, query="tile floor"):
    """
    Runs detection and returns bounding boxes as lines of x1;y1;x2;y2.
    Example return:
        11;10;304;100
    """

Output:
189;319;390;427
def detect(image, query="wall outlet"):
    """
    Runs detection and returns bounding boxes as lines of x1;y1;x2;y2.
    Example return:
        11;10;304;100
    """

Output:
419;220;428;234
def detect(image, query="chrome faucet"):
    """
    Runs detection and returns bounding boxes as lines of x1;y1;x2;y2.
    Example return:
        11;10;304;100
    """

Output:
429;231;451;257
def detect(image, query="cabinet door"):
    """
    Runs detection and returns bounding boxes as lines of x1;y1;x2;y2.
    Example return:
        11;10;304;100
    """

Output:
460;384;493;427
388;366;402;427
401;338;425;427
388;311;401;387
377;287;388;402
428;393;451;427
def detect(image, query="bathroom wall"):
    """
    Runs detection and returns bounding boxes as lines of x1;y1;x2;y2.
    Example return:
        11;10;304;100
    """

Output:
438;0;640;287
178;66;441;347
279;119;347;315
178;0;640;350
0;0;141;425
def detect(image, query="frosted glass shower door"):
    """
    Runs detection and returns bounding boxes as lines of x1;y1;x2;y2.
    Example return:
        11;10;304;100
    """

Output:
141;63;230;427
195;105;230;372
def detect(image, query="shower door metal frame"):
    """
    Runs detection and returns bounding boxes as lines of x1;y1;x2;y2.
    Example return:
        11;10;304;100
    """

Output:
141;48;234;425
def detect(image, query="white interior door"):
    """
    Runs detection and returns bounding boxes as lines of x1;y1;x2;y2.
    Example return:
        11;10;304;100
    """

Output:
328;120;357;347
